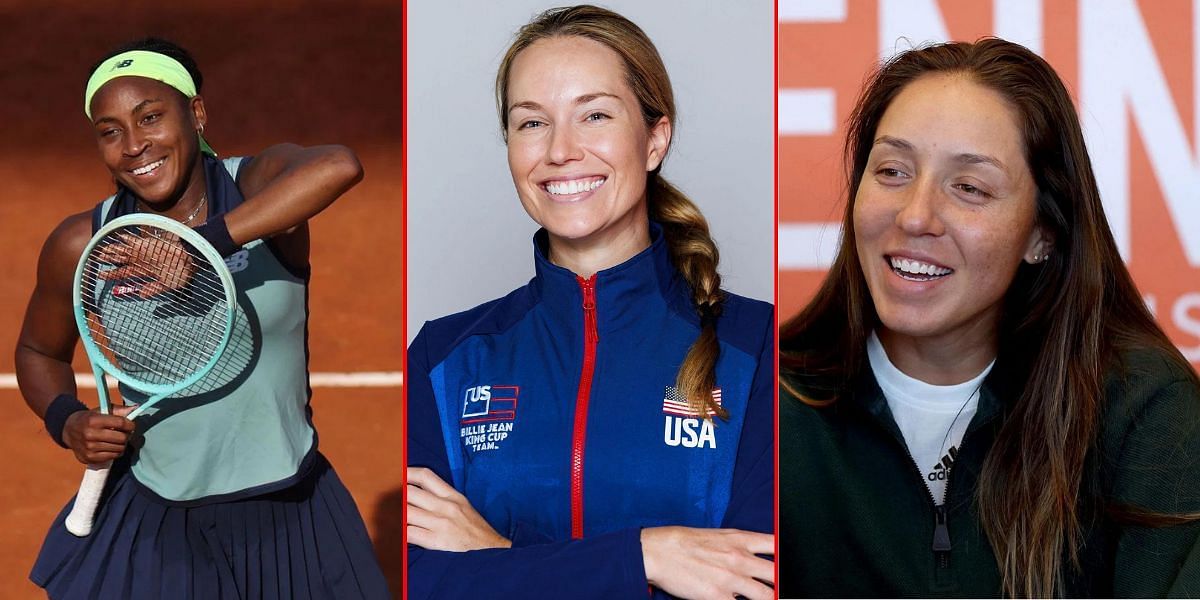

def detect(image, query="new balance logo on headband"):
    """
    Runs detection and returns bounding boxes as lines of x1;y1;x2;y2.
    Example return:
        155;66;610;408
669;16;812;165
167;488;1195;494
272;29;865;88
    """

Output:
112;59;134;70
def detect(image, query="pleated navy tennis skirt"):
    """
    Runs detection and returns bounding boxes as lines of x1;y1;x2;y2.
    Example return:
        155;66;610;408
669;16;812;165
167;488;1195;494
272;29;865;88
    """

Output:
30;452;390;599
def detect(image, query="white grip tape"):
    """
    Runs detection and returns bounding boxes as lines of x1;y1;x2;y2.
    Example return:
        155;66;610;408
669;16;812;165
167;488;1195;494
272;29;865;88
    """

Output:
64;460;114;536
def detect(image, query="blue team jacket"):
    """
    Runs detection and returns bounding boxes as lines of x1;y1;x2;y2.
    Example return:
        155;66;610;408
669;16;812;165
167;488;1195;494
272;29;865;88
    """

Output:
407;224;774;599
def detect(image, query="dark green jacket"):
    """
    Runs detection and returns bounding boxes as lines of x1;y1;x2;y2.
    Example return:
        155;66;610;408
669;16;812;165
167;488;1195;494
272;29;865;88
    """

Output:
780;350;1200;597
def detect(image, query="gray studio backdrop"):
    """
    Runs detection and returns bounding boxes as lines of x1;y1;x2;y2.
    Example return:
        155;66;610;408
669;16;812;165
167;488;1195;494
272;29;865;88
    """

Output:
408;0;774;342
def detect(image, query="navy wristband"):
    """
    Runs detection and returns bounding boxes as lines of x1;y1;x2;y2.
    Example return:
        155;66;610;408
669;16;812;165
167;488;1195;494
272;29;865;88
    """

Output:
193;214;239;258
44;393;88;449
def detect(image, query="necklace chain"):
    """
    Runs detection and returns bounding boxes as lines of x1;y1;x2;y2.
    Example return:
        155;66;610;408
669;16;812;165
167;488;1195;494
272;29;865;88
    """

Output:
137;193;206;225
181;194;207;225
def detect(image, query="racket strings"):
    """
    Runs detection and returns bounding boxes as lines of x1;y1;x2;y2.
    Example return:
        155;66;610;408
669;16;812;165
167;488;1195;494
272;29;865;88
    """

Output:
83;280;226;381
83;289;226;381
81;224;231;388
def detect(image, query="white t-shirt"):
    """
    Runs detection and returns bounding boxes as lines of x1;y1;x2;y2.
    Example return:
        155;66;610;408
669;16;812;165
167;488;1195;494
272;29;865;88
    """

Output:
866;332;994;505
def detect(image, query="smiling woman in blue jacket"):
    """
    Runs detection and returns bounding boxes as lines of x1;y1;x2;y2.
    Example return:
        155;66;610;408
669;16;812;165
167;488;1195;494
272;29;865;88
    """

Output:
405;5;774;599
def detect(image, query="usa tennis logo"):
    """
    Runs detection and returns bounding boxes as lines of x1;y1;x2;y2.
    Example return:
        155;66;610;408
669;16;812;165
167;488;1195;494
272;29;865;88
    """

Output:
662;386;720;449
460;384;519;453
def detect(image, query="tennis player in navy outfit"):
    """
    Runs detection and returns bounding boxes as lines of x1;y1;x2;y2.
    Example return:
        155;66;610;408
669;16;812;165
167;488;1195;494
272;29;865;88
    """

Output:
406;6;774;599
15;38;389;599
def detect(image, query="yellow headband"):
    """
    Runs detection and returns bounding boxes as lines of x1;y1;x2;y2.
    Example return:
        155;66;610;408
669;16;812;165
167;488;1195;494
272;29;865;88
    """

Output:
85;50;215;156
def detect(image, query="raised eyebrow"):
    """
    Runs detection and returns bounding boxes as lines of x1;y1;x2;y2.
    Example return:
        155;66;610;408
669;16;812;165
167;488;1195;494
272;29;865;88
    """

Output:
508;100;542;115
873;137;1008;172
507;92;622;115
576;92;620;105
132;98;164;113
955;152;1007;172
872;135;914;152
92;98;165;126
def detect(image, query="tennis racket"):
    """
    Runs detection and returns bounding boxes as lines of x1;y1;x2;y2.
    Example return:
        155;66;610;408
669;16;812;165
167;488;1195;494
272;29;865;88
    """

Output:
64;213;236;536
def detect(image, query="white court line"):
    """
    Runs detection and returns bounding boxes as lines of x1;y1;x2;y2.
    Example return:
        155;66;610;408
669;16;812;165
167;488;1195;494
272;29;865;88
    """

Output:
311;372;404;387
0;372;404;389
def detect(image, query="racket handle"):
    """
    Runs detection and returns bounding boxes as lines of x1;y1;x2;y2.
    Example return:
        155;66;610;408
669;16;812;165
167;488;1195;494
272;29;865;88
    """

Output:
64;460;114;537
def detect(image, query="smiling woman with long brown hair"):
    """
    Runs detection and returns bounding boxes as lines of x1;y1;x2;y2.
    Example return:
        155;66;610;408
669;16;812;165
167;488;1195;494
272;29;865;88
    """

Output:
779;38;1200;597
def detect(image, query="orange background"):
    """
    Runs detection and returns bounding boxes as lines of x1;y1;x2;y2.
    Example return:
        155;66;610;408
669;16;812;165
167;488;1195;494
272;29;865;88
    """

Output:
0;2;403;597
780;0;1200;367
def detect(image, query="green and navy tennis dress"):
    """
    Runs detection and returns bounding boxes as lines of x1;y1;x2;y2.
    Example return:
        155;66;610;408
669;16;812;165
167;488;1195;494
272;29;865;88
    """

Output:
31;155;389;599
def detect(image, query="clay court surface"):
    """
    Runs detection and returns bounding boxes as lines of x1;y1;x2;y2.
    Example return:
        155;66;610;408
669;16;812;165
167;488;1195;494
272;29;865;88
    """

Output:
0;2;403;597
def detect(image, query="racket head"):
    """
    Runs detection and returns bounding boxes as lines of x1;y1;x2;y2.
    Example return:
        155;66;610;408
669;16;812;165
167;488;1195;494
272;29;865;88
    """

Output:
71;213;236;403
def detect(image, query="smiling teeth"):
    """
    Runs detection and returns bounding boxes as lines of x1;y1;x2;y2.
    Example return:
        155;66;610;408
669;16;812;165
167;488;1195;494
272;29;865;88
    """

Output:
131;158;165;176
890;257;952;276
546;177;605;195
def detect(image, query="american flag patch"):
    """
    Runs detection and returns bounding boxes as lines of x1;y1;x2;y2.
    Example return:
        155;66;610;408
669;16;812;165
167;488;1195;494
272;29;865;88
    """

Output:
662;385;722;417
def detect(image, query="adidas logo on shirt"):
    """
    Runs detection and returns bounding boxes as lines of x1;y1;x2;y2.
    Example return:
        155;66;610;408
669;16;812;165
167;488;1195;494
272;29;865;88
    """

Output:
927;446;958;482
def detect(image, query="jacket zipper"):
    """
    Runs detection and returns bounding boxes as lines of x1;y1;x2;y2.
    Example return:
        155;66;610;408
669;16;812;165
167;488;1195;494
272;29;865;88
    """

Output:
935;435;969;571
868;383;997;585
896;441;952;565
570;274;599;539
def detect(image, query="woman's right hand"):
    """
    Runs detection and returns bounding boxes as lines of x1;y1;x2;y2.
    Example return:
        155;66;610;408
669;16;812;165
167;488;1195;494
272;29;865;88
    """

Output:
641;526;774;600
406;466;513;551
62;406;135;465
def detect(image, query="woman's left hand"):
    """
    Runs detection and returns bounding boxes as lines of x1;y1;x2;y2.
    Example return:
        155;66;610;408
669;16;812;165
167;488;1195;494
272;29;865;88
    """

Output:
407;466;512;551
